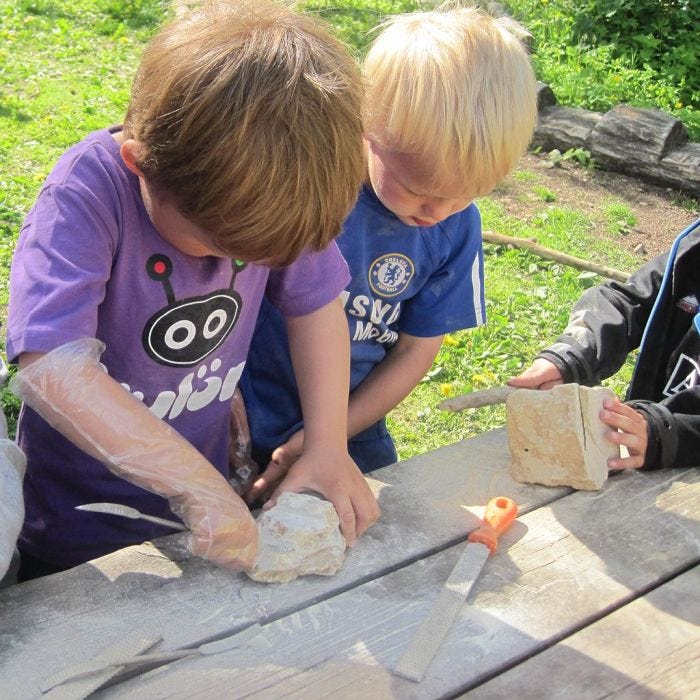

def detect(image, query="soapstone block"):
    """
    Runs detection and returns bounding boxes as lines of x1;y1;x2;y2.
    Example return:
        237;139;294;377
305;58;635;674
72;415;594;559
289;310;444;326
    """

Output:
506;384;618;490
247;492;346;583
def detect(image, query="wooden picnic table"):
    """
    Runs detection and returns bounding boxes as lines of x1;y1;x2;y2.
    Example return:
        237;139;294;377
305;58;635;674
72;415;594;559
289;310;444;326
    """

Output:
1;427;698;699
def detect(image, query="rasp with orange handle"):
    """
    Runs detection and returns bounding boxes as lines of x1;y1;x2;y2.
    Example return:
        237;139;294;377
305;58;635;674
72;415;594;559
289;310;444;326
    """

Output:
394;496;518;682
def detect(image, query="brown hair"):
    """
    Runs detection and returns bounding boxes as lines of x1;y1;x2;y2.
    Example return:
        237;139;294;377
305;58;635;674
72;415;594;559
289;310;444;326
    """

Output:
124;0;364;264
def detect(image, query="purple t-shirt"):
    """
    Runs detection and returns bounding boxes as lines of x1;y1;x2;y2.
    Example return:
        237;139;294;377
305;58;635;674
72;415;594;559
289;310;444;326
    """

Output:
6;127;349;566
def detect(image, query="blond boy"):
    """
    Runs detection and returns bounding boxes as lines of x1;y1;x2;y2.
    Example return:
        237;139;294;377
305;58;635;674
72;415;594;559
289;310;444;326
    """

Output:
242;4;538;491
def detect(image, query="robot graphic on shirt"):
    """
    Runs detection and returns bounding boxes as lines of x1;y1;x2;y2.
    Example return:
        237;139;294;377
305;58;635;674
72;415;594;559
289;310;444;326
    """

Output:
142;254;246;368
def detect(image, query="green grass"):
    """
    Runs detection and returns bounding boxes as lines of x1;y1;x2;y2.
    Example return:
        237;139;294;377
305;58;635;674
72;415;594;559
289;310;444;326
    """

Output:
532;185;557;203
603;201;637;236
0;0;161;309
0;0;673;451
503;0;700;139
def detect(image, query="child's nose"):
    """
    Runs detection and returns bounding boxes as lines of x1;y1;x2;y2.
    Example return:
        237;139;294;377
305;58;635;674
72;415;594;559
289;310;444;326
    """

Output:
422;199;454;224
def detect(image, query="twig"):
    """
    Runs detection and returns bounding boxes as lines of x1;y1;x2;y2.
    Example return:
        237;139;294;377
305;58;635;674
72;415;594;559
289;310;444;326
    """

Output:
438;386;515;412
483;230;631;282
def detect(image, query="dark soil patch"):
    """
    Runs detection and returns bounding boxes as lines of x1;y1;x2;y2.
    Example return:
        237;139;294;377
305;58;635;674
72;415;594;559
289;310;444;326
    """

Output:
491;152;699;262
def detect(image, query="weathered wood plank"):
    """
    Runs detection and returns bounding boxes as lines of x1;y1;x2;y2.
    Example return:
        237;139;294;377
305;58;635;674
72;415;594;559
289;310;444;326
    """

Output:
468;565;699;700
98;467;700;699
0;429;568;699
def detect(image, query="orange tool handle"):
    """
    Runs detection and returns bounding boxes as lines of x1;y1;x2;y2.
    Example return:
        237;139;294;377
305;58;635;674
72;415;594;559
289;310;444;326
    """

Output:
467;496;518;553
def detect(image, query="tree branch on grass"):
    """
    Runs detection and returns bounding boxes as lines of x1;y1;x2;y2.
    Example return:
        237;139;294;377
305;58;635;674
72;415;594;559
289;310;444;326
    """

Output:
483;230;631;282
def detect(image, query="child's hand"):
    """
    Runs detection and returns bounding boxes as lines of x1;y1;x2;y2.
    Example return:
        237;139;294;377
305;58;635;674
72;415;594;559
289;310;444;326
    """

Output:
173;487;258;570
600;397;648;470
264;445;380;547
244;430;304;504
508;358;563;390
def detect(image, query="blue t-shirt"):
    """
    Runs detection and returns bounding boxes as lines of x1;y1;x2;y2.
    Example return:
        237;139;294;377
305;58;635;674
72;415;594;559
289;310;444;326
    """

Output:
242;183;485;471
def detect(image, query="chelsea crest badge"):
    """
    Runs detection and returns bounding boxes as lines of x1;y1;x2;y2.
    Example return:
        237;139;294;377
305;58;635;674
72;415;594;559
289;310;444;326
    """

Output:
369;253;414;297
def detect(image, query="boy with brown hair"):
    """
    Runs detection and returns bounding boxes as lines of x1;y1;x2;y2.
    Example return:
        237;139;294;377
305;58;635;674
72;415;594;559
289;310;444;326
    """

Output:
242;3;538;493
5;0;379;580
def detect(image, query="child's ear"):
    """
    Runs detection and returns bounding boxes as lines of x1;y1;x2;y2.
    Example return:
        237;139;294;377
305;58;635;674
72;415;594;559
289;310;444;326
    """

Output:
120;139;145;177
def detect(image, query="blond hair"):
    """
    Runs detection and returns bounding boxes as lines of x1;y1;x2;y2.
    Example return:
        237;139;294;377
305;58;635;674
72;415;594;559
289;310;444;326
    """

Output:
124;0;364;264
363;3;537;197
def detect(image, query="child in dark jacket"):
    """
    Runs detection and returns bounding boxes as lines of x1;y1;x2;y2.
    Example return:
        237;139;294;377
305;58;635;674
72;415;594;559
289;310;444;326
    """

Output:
510;218;700;471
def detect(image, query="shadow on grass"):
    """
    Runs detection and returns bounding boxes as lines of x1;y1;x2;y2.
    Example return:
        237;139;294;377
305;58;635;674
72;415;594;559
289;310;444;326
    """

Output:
0;101;32;124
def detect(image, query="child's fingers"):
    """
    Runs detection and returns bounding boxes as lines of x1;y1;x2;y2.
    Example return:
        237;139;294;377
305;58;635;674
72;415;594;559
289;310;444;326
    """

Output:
327;467;380;543
538;379;563;390
246;448;297;505
600;401;647;439
601;411;645;439
353;491;381;540
608;448;645;470
328;493;357;546
244;474;276;504
244;476;267;504
508;358;563;390
600;399;648;470
249;462;288;507
314;476;378;545
187;506;259;569
604;427;646;464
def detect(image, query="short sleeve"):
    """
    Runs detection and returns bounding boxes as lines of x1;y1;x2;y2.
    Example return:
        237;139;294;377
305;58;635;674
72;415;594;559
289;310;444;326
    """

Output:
265;241;350;317
399;204;485;337
6;183;119;362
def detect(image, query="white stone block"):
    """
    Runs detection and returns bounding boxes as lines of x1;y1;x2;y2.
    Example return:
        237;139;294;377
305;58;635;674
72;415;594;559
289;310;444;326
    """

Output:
506;384;618;490
246;492;346;583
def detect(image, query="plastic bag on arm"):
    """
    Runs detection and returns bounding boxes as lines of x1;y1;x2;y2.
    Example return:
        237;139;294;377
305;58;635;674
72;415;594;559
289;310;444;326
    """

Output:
228;387;259;495
10;338;257;569
0;403;26;580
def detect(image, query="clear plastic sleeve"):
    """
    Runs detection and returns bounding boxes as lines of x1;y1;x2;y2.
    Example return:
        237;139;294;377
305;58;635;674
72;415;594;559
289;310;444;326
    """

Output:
228;388;259;494
0;408;26;580
10;339;257;569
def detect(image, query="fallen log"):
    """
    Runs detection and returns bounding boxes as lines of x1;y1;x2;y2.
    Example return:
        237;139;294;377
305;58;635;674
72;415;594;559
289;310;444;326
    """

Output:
533;105;601;153
588;106;700;196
